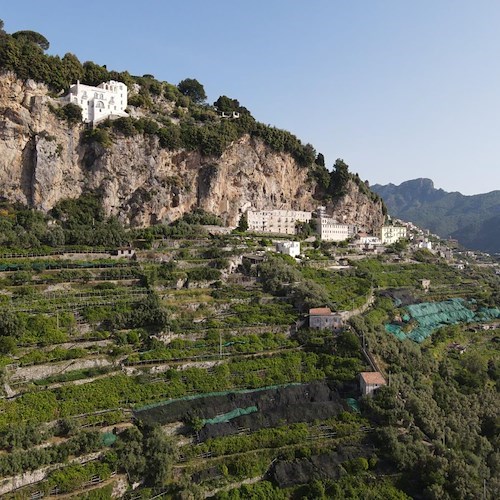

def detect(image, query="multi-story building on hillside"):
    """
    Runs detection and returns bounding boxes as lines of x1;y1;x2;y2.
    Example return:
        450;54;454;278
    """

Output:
309;307;343;331
317;216;357;242
374;224;407;245
314;206;356;242
64;80;128;124
247;209;312;235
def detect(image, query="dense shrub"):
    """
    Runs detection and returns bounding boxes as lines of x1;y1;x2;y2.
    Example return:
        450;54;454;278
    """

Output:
54;103;82;124
81;127;112;148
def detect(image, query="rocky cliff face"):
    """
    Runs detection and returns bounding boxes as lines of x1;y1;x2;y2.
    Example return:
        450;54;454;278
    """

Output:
327;180;385;231
0;73;384;229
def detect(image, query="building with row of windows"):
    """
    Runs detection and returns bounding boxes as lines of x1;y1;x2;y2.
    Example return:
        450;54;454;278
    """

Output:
246;209;312;235
317;216;357;242
245;207;407;247
374;225;408;245
64;80;128;124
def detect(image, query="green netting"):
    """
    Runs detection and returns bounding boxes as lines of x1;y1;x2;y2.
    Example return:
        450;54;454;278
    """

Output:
202;406;258;425
135;383;302;412
476;307;500;321
101;432;117;446
346;398;361;413
406;299;475;326
386;298;500;343
385;324;406;341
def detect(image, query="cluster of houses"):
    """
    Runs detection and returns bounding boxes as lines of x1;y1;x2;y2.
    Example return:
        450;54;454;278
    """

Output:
246;206;408;250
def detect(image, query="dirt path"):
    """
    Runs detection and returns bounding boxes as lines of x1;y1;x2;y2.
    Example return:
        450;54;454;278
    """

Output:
204;475;264;498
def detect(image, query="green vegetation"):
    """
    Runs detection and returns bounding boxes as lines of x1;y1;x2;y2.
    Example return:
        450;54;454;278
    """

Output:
53;102;83;124
0;431;102;477
0;21;321;174
258;255;370;311
0;18;497;499
177;78;207;103
372;178;500;253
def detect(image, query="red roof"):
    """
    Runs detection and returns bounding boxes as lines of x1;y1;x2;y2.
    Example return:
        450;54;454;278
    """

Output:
360;372;386;385
309;307;332;316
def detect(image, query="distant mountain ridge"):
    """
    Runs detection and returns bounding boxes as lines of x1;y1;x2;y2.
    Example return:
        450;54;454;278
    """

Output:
371;178;500;254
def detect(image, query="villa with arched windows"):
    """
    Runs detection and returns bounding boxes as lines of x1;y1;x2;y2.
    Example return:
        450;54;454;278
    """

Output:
64;80;128;124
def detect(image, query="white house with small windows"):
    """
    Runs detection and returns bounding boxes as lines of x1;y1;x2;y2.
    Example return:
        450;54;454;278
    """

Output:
314;207;357;242
276;241;301;258
64;80;128;124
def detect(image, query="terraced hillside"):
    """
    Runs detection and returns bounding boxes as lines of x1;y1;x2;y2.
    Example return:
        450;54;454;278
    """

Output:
0;213;380;499
0;204;498;499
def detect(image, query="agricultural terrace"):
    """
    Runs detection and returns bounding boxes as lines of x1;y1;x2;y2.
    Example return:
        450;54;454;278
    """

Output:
0;201;498;498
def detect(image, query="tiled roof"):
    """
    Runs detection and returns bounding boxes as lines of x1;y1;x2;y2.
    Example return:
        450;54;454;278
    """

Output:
309;307;332;316
360;372;386;385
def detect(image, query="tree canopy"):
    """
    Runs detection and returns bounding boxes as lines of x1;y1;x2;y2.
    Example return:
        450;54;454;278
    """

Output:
214;95;240;112
12;30;50;51
330;158;350;196
177;78;207;103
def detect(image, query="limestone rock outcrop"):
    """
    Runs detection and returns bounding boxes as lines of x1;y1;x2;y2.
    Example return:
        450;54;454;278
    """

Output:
0;73;384;230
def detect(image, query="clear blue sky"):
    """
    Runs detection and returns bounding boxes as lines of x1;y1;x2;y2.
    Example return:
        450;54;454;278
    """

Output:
3;1;500;194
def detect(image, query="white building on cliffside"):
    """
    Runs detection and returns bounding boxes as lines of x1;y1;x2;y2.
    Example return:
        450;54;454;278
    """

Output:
317;217;357;242
315;207;357;242
64;80;128;124
247;209;312;235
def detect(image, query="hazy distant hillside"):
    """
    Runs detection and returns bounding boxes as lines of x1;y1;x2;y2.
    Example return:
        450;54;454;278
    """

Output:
372;178;500;253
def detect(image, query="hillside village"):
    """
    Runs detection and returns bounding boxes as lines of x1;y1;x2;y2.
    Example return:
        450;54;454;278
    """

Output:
0;25;498;499
0;198;498;498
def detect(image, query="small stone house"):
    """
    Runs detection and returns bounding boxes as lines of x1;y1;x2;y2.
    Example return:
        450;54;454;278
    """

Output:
359;372;386;396
276;241;300;258
309;307;343;330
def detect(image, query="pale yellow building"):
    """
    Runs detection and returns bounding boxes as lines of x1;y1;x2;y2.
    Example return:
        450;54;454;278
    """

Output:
247;209;312;235
374;225;407;245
